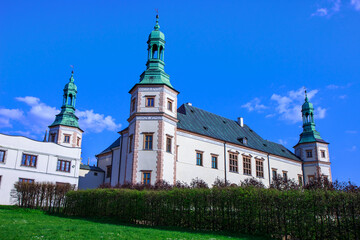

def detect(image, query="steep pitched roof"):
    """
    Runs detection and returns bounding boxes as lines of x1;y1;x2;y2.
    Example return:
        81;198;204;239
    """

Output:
96;137;121;156
177;104;300;161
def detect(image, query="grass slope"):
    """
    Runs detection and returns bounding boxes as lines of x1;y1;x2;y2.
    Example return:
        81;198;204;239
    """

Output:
0;206;270;240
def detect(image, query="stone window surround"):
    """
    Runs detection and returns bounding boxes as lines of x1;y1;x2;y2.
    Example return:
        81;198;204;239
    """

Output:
255;158;264;178
21;153;38;168
141;170;152;185
211;154;218;169
228;151;239;173
145;95;156;107
195;150;204;166
143;132;154;150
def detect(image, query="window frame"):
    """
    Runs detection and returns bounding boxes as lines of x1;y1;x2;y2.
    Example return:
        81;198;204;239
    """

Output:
298;175;303;186
106;165;112;178
211;154;218;169
145;96;155;107
143;134;153;150
321;150;326;158
77;137;81;146
306;150;313;158
131;98;136;112
167;98;173;112
50;133;56;143
21;153;37;168
196;151;203;166
243;156;252;175
229;152;239;173
56;159;71;173
63;134;71;144
166;136;172;153
255;159;264;178
141;171;151;185
272;169;277;180
0;150;5;163
19;178;34;184
282;171;288;180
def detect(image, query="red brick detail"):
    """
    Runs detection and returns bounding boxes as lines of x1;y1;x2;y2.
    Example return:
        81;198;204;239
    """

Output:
159;91;165;112
156;120;164;181
173;126;177;185
131;121;141;183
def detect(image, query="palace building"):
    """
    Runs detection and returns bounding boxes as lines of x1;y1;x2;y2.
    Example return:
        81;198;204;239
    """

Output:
94;15;332;187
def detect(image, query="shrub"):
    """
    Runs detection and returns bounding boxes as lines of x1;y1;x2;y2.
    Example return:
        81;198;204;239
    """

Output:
11;182;74;212
64;185;360;239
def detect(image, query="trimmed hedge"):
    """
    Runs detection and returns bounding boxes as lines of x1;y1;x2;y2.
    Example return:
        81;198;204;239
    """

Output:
12;182;75;212
64;187;360;239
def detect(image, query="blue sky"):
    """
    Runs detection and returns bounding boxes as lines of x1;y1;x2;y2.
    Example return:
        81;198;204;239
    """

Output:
1;0;359;183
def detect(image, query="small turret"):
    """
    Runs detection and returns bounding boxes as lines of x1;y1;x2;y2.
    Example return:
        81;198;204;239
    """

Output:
48;71;83;148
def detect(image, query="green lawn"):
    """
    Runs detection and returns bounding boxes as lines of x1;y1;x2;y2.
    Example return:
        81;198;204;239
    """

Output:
0;206;270;240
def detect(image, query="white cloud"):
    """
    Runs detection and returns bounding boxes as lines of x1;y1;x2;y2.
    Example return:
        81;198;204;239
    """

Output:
278;139;288;146
351;0;360;10
0;108;24;128
326;83;352;89
270;87;325;123
339;95;347;99
0;96;122;137
312;8;328;16
241;98;267;112
346;130;358;134
348;145;357;152
77;110;121;133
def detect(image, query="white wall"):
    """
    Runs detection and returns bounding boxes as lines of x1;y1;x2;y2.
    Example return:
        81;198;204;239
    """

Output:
78;169;104;189
0;133;81;205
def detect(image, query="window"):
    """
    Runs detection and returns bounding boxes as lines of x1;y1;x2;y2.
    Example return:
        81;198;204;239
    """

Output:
0;150;5;163
145;96;155;107
64;135;70;143
77;137;81;146
306;150;313;158
167;99;173;111
272;169;277;180
131;98;136;112
106;165;112;178
129;135;133;153
321;150;326;158
94;172;98;176
298;175;303;186
57;160;71;172
0;175;2;188
308;175;315;182
144;134;153;150
166;137;172;153
142;171;151;185
21;154;37;168
229;152;238;173
283;171;288;180
56;182;69;186
19;178;34;183
211;155;218;169
243;156;252;175
50;134;56;142
196;152;203;166
256;159;264;178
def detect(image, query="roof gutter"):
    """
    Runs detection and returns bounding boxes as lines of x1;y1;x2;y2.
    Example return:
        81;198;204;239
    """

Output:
118;135;124;185
267;153;271;186
223;142;227;184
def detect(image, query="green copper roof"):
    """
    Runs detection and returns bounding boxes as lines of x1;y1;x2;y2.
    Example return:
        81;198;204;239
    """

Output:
137;15;174;89
177;104;300;161
297;90;326;145
49;71;81;130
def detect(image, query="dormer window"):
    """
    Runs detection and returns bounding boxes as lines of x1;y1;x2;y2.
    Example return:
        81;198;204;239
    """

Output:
238;137;248;145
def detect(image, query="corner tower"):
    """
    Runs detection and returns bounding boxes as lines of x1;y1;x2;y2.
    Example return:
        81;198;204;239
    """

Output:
294;91;331;183
48;71;83;148
121;15;179;185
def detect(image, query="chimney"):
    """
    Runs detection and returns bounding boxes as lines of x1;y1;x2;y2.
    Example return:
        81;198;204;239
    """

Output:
238;117;244;127
187;102;192;106
87;157;90;166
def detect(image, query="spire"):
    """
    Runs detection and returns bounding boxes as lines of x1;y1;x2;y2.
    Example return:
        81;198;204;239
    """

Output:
297;90;324;144
154;14;160;30
49;71;81;130
136;15;174;89
43;130;47;142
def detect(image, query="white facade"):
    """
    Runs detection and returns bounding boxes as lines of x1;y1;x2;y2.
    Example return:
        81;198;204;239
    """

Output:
0;133;81;205
78;165;105;189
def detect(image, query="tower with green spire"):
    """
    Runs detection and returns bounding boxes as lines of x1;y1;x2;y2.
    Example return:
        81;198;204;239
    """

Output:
119;15;179;186
48;71;83;148
294;90;331;184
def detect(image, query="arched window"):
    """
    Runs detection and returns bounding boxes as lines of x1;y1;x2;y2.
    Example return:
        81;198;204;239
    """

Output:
305;113;309;123
152;44;158;59
68;94;73;106
159;46;164;60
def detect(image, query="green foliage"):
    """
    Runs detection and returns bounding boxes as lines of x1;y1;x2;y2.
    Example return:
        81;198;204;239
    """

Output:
12;182;74;212
64;187;360;240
